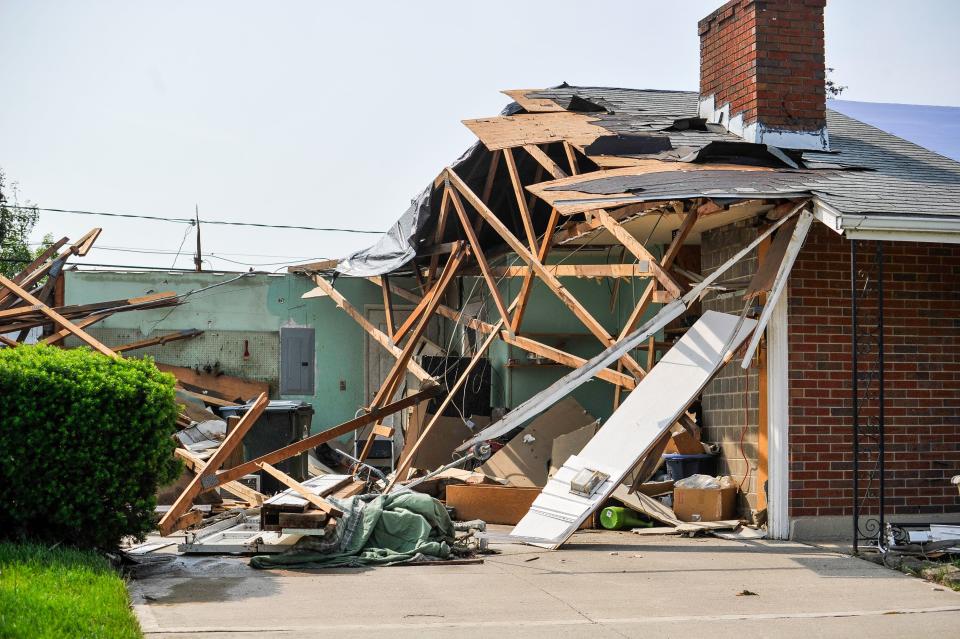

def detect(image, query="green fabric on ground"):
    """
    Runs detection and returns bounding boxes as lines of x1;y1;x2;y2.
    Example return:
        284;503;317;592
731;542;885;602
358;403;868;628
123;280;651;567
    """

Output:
250;492;456;569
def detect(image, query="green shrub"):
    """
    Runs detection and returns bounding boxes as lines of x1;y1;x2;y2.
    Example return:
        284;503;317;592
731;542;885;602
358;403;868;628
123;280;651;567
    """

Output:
0;345;181;548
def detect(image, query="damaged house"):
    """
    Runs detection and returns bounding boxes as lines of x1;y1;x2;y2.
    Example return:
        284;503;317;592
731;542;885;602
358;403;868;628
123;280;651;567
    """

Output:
284;0;960;547
49;0;960;551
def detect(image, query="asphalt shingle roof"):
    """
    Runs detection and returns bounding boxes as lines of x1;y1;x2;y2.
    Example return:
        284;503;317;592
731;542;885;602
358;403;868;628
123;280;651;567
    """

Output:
532;86;960;218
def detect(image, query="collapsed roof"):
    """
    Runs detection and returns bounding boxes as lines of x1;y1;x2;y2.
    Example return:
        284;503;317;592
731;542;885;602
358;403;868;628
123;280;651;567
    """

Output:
333;85;960;277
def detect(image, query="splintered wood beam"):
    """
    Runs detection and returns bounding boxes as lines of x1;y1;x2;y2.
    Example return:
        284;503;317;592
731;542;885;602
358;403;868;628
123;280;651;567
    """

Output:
159;392;269;535
446;168;648;378
71;227;102;256
594;209;683;299
357;245;466;462
256;462;343;517
308;276;433;382
369;276;635;389
503;148;538;251
113;328;204;354
0;275;117;358
212;386;442;489
381;274;396;339
447;187;514;333
522;144;567;180
11;237;69;284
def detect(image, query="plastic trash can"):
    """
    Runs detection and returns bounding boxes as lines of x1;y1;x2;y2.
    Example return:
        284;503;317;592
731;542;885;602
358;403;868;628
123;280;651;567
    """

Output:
219;400;314;495
662;452;718;482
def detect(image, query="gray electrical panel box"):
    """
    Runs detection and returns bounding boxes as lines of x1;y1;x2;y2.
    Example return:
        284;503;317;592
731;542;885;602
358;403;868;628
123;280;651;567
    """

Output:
279;327;315;395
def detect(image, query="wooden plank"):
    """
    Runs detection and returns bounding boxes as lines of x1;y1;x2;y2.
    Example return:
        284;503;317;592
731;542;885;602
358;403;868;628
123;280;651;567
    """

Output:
482;264;652;278
562;141;580;175
41;312;113;346
159;392;269;535
371;276;635;389
380;274;396;339
156;363;269;403
386;323;503;491
445;168;645;379
502;148;538;251
511;207;559;333
113;329;203;354
426;188;452;288
287;258;340;273
523;144;566;180
10;237;69;284
212;387;441;488
0;275;118;358
447;188;514;333
174;448;264;506
594;209;682;298
256;462;343;517
357;247;466;461
307;276;432;382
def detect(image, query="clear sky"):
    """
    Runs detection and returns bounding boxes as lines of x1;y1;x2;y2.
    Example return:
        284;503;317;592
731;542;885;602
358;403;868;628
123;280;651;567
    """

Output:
1;0;958;271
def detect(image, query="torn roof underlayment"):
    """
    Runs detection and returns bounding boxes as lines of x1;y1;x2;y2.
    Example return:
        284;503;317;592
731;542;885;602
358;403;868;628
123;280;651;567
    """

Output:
332;85;960;276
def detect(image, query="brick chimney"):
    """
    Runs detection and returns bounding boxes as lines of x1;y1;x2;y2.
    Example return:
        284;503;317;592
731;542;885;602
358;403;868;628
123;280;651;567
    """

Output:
698;0;829;150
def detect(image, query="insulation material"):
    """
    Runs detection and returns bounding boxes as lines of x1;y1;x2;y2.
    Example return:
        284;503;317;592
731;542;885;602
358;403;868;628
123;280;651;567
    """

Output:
509;310;757;548
478;398;597;488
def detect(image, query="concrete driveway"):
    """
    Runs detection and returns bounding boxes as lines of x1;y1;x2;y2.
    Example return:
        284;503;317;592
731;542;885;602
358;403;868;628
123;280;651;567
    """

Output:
129;529;960;638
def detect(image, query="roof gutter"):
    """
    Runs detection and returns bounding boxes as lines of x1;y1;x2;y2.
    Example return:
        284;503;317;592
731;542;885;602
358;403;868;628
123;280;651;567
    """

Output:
813;199;960;244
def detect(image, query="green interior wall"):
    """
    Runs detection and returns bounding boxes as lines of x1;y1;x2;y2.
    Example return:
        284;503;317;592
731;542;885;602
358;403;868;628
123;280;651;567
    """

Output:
63;270;383;437
482;248;664;422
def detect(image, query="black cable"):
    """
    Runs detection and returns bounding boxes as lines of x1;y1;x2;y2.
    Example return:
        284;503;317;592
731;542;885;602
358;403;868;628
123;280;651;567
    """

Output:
4;204;382;234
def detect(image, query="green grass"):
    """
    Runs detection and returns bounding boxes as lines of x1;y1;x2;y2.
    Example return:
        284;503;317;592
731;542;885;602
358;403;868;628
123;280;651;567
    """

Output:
0;542;142;638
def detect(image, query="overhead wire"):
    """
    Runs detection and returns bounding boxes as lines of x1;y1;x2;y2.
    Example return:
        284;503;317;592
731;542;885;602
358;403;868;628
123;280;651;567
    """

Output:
4;204;383;234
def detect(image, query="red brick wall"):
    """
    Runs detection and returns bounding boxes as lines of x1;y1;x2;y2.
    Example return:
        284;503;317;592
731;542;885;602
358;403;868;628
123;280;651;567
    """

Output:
699;0;826;131
788;224;960;518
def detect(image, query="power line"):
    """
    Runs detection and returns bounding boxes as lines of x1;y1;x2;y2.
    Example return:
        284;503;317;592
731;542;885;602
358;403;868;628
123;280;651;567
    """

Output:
4;204;383;234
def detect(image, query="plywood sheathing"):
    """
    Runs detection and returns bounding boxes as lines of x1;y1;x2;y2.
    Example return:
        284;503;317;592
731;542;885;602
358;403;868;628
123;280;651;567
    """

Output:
501;89;566;113
462;112;611;151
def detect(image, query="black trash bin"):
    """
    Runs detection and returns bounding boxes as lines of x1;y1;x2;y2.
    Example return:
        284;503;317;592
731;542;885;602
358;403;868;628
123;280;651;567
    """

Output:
662;452;718;482
219;400;314;495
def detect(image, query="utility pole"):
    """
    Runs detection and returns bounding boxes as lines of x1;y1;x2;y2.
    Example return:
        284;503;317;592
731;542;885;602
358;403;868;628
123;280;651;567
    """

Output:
194;204;202;272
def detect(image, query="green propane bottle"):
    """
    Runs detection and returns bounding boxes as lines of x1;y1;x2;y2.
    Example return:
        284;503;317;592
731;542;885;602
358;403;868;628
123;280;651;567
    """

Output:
600;506;652;530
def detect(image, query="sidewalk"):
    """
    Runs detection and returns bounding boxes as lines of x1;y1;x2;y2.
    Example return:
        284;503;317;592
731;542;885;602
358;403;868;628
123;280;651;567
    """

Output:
129;529;960;638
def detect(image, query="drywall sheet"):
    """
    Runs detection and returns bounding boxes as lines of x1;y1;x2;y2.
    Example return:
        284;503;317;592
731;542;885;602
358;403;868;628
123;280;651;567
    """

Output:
509;310;757;548
478;398;596;488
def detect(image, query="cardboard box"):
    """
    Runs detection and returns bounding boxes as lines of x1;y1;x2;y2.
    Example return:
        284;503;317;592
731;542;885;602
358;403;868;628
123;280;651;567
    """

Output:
673;485;737;522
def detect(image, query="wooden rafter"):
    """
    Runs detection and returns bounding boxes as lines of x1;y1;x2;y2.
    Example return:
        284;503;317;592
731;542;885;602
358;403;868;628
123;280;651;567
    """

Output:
478;264;652;278
594;209;683;299
212;386;442;488
158;392;269;535
380;274;396;339
356;245;466;461
113;328;204;354
444;168;645;378
307;275;433;382
502;148;538;251
0;275;117;358
523;144;566;180
368;277;636;390
447;187;514;333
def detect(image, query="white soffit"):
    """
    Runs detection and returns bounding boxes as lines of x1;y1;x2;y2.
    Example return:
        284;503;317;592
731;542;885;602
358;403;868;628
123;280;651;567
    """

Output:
814;199;960;244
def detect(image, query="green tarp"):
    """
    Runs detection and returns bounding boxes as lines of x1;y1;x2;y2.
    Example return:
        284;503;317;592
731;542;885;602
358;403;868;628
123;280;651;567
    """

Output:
250;492;456;569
